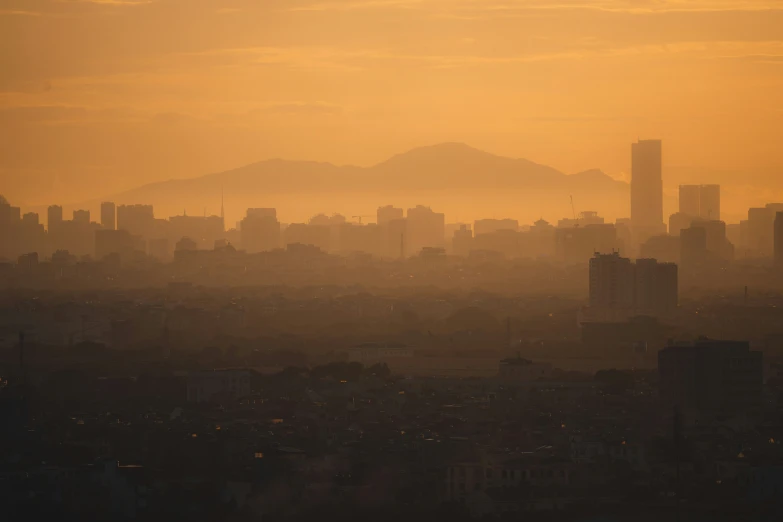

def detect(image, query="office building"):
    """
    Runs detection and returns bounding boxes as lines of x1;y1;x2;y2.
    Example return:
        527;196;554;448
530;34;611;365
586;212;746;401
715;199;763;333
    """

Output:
474;218;519;236
117;204;155;236
168;214;225;249
699;184;720;220
678;185;701;217
557;224;618;264
101;202;116;230
689;219;732;260
284;223;331;252
95;229;140;261
631;139;664;239
589;252;635;309
659;339;762;417
406;205;445;256
680;226;708;270
385;218;407;258
377;205;404;226
678;184;721;221
558;211;605;229
241;208;280;253
73;209;90;224
775;212;783;267
47;205;63;231
668;212;694;237
452;224;473;256
589;252;677;313
640;235;680;264
635;258;678;312
746;206;776;258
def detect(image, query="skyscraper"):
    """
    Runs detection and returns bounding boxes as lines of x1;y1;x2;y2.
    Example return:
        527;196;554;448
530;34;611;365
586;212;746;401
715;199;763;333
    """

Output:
588;252;635;309
72;209;90;223
101;201;116;230
678;185;701;216
377;205;403;226
699;184;720;220
631;139;664;239
775;212;783;268
47;205;63;232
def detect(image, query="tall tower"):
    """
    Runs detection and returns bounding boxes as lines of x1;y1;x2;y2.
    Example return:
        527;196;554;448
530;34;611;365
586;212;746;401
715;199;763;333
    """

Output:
775;212;783;268
631;139;664;241
220;187;225;231
101;201;116;230
699;184;720;221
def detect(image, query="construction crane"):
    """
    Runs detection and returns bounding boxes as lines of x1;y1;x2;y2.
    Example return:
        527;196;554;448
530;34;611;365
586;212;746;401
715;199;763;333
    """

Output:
352;215;372;225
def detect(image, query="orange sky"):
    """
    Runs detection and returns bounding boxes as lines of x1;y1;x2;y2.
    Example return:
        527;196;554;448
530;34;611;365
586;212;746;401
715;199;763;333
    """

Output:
1;0;783;220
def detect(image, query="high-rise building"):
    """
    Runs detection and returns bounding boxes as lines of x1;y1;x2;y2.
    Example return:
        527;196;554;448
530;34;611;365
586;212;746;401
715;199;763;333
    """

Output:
405;205;445;256
746;207;775;258
377;205;404;226
474;218;518;236
452;224;473;256
117;204;155;236
631;139;664;238
240;208;280;253
635;258;678;312
659;339;762;417
47;205;63;231
678;185;701;216
690;219;731;260
73;209;90;223
775;212;783;267
699;184;720;220
588;252;635;309
95;229;138;260
680;226;708;269
101;202;116;230
557;224;619;264
668;212;694;237
557;211;605;229
589;252;677;313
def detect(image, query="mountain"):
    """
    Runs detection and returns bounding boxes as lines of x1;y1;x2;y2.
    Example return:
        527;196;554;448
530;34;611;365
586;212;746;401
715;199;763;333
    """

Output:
89;143;631;224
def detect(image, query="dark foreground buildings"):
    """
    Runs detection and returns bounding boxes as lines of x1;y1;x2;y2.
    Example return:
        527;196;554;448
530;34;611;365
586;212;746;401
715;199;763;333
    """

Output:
658;339;763;420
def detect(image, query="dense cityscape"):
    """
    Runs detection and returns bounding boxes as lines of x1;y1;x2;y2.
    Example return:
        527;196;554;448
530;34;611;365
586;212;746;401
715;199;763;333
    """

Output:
0;139;783;521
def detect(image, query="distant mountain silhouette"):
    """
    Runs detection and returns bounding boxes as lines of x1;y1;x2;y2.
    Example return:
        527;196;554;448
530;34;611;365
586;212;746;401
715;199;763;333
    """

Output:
94;143;630;223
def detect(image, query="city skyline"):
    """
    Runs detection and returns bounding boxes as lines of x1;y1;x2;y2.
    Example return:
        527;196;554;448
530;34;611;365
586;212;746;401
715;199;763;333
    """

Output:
2;1;783;211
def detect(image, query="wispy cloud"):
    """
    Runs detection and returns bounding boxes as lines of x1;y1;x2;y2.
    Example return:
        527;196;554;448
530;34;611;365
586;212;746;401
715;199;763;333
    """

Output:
0;9;43;16
58;0;153;5
261;102;343;115
289;0;783;15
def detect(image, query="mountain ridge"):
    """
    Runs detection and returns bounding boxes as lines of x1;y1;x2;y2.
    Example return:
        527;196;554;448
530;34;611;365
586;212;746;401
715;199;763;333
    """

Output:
75;143;631;224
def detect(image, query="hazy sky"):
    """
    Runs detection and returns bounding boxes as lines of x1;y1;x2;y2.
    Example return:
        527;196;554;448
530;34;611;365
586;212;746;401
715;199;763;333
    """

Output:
2;0;783;214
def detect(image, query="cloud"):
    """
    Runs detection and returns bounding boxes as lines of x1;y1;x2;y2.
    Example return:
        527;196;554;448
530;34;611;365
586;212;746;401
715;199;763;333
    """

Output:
288;0;423;12
59;0;153;5
0;105;89;124
0;9;42;16
289;0;783;15
261;102;343;115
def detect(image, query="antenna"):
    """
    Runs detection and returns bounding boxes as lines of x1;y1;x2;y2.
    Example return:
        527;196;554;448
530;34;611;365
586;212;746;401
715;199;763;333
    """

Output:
570;195;576;220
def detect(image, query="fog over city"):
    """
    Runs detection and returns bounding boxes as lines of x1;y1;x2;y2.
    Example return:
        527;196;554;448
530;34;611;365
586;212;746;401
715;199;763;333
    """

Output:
2;1;783;521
